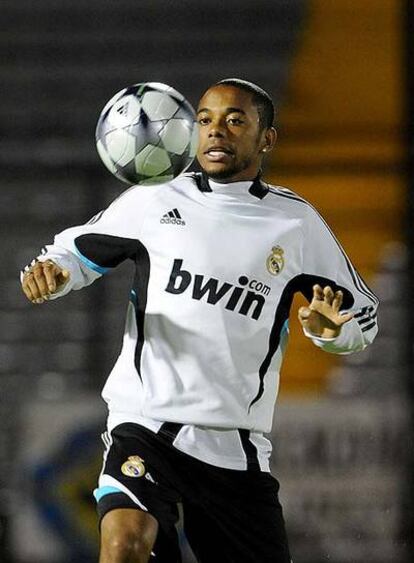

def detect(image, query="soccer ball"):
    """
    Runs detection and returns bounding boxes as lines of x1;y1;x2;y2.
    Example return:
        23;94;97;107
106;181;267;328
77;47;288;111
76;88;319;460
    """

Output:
96;82;198;185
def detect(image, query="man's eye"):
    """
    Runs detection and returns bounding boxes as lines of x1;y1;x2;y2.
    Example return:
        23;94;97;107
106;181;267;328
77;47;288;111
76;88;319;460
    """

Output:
227;118;243;125
198;117;210;125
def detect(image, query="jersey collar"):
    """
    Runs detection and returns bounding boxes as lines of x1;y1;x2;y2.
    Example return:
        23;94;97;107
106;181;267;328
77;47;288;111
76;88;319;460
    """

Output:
195;172;269;200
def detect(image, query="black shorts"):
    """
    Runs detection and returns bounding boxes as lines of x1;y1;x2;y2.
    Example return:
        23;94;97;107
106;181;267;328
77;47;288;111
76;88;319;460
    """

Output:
95;423;291;563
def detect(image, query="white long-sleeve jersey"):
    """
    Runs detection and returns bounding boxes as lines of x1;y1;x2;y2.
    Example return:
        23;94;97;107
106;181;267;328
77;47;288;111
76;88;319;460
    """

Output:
34;173;378;470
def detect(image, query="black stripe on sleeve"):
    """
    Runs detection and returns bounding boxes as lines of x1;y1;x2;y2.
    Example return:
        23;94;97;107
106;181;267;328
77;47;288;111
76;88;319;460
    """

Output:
354;306;372;319
75;234;139;268
131;241;151;381
357;313;377;326
238;429;261;472
361;320;377;333
249;274;354;410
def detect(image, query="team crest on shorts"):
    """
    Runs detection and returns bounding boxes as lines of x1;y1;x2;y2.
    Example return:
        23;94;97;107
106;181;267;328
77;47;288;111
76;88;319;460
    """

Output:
121;455;146;478
266;246;285;275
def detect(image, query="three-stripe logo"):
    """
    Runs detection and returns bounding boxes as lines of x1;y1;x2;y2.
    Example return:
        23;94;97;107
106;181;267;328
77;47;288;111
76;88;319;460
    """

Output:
354;305;377;333
160;208;186;226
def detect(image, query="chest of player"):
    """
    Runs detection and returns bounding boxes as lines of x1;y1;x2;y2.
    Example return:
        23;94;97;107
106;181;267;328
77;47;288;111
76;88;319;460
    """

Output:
138;195;304;319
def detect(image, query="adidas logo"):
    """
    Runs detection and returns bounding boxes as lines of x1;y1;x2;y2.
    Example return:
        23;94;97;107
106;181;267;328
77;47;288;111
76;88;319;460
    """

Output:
160;208;186;226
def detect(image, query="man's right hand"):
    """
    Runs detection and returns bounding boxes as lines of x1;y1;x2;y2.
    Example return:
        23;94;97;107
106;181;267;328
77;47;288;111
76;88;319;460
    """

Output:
21;260;70;304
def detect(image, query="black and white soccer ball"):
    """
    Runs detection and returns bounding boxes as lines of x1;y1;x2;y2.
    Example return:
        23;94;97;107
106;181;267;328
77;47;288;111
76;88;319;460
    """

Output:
96;82;198;185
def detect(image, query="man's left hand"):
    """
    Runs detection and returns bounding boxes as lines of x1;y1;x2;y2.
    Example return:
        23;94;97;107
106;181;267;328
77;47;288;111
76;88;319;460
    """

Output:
298;284;354;339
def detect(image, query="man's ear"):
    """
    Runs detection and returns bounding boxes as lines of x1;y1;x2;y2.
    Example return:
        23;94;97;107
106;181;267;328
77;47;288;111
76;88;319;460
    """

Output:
260;127;277;153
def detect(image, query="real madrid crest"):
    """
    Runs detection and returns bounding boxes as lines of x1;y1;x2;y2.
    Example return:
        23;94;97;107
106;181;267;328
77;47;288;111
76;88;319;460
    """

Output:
121;455;146;478
266;246;285;276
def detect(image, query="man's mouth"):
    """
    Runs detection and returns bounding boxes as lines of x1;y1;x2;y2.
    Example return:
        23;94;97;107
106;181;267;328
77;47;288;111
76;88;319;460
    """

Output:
204;147;234;161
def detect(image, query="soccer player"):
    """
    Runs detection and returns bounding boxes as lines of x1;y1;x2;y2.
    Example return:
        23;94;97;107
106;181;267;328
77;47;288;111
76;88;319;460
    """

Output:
20;78;378;563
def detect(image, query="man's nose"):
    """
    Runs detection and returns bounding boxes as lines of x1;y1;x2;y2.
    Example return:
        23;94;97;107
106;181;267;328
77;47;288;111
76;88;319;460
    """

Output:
208;126;225;138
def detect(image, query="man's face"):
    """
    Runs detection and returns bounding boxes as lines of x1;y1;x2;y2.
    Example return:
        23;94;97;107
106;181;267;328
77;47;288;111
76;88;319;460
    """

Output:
196;85;269;182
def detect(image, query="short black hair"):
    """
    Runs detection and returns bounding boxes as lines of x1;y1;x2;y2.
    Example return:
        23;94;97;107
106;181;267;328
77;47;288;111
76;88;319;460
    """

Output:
215;78;275;129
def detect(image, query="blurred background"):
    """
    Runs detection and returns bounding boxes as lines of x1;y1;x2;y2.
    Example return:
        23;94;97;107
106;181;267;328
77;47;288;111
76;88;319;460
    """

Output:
1;0;413;561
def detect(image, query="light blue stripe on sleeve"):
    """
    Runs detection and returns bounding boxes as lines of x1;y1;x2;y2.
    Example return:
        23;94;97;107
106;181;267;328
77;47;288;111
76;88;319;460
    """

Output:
74;246;110;274
280;319;290;354
93;485;122;502
130;289;138;306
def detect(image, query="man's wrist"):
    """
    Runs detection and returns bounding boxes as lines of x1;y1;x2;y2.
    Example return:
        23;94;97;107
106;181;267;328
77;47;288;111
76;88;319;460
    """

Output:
319;326;342;339
303;326;341;342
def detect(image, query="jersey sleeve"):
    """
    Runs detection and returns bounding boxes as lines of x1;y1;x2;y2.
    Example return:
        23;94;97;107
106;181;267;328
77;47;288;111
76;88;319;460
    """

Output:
32;184;158;299
300;205;379;354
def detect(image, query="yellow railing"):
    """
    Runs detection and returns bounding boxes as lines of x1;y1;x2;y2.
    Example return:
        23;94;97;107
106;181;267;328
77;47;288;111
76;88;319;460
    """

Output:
268;0;405;395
